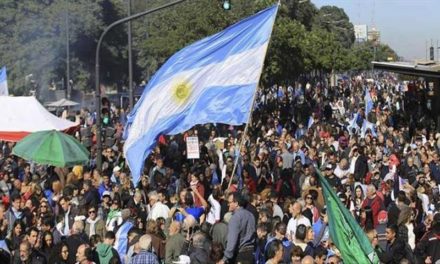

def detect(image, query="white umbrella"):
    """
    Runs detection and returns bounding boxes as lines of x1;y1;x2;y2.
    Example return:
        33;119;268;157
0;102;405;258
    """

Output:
46;98;79;107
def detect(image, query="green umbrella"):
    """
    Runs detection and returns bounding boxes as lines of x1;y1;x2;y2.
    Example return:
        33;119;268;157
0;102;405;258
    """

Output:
12;130;90;167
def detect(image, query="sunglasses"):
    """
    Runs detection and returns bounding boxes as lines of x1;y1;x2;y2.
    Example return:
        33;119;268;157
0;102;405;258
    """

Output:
88;210;96;214
306;196;313;200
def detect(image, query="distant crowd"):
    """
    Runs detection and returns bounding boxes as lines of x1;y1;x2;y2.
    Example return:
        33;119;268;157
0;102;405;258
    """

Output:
0;73;440;264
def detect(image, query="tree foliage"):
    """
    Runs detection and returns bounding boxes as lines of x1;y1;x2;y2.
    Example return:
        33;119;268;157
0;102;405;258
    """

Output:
0;0;398;96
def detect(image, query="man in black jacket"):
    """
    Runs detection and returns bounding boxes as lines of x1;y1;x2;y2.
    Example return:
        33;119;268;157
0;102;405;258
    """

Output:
377;224;405;264
415;213;440;263
353;146;368;182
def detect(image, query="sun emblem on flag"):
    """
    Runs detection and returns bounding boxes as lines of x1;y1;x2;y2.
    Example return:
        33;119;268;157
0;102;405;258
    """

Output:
172;80;191;104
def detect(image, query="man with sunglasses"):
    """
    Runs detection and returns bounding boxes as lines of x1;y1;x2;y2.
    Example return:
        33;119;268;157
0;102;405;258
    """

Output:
85;206;106;238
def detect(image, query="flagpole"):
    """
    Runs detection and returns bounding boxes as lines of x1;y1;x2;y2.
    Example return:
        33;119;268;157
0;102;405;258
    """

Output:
227;86;259;190
227;4;279;190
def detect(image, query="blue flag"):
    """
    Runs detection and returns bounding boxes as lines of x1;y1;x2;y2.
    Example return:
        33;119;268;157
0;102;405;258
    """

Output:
115;221;134;264
124;5;279;184
361;119;377;138
346;113;360;135
364;88;373;119
307;116;314;129
0;67;8;96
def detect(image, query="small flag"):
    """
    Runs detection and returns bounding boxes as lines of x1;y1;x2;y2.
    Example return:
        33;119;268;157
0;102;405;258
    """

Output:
307;116;314;129
317;169;378;264
365;88;373;119
346;113;360;135
361;119;377;138
0;67;9;96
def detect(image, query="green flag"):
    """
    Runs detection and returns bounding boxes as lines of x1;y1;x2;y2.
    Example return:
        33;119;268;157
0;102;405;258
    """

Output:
317;169;378;264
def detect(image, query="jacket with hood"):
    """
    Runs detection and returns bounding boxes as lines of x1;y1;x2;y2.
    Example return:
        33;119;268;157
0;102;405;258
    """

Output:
94;243;121;264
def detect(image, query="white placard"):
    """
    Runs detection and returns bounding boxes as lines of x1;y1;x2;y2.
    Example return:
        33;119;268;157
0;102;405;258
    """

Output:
186;136;200;159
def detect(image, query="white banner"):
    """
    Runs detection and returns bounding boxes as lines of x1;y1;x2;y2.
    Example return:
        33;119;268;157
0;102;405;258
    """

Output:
186;136;200;159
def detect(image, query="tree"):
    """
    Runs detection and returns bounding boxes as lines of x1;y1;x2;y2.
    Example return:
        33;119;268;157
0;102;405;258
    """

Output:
313;5;355;49
0;0;104;95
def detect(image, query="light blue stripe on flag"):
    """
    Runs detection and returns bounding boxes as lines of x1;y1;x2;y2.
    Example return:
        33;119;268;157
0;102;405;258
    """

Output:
365;88;373;118
0;67;8;96
124;5;279;184
115;221;133;264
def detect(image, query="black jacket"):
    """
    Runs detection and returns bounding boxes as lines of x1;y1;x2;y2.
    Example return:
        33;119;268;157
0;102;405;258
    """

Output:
354;155;368;182
377;238;406;264
414;229;440;263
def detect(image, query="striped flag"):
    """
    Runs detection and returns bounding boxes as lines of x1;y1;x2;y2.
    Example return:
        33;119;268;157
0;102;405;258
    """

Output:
0;67;8;96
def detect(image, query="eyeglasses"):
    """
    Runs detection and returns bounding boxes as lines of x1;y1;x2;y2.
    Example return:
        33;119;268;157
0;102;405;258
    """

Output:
306;196;313;200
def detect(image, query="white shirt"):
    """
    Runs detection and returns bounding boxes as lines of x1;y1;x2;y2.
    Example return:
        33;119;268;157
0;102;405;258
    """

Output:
273;203;284;220
148;201;170;220
206;194;221;224
349;155;358;174
286;215;311;241
334;165;349;179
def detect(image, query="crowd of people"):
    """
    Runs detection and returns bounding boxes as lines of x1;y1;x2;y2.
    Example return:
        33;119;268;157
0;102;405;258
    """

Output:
0;72;440;264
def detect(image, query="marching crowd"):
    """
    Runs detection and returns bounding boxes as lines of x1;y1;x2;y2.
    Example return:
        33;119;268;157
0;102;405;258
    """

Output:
0;73;440;264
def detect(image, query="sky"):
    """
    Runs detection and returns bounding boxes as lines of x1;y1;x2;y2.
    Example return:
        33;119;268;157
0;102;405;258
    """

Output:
311;0;440;61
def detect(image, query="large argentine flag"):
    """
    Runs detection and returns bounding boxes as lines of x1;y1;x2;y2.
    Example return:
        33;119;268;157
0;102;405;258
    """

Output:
124;5;278;184
0;67;8;96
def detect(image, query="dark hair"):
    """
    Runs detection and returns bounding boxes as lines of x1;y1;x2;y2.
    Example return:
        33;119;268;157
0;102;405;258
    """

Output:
387;224;399;235
184;191;194;207
42;217;54;229
291;245;304;259
42;231;53;248
257;223;268;233
314;246;328;258
275;222;287;236
89;234;102;247
364;206;375;230
212;186;222;200
59;196;70;204
10;193;21;202
210;242;224;262
27;226;39;236
84;246;94;261
397;191;410;205
265;239;282;260
295;224;307;241
104;231;116;240
228;192;245;207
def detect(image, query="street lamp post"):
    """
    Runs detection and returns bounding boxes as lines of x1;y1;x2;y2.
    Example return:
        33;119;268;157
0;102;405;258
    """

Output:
127;0;134;110
65;0;71;99
95;0;188;171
